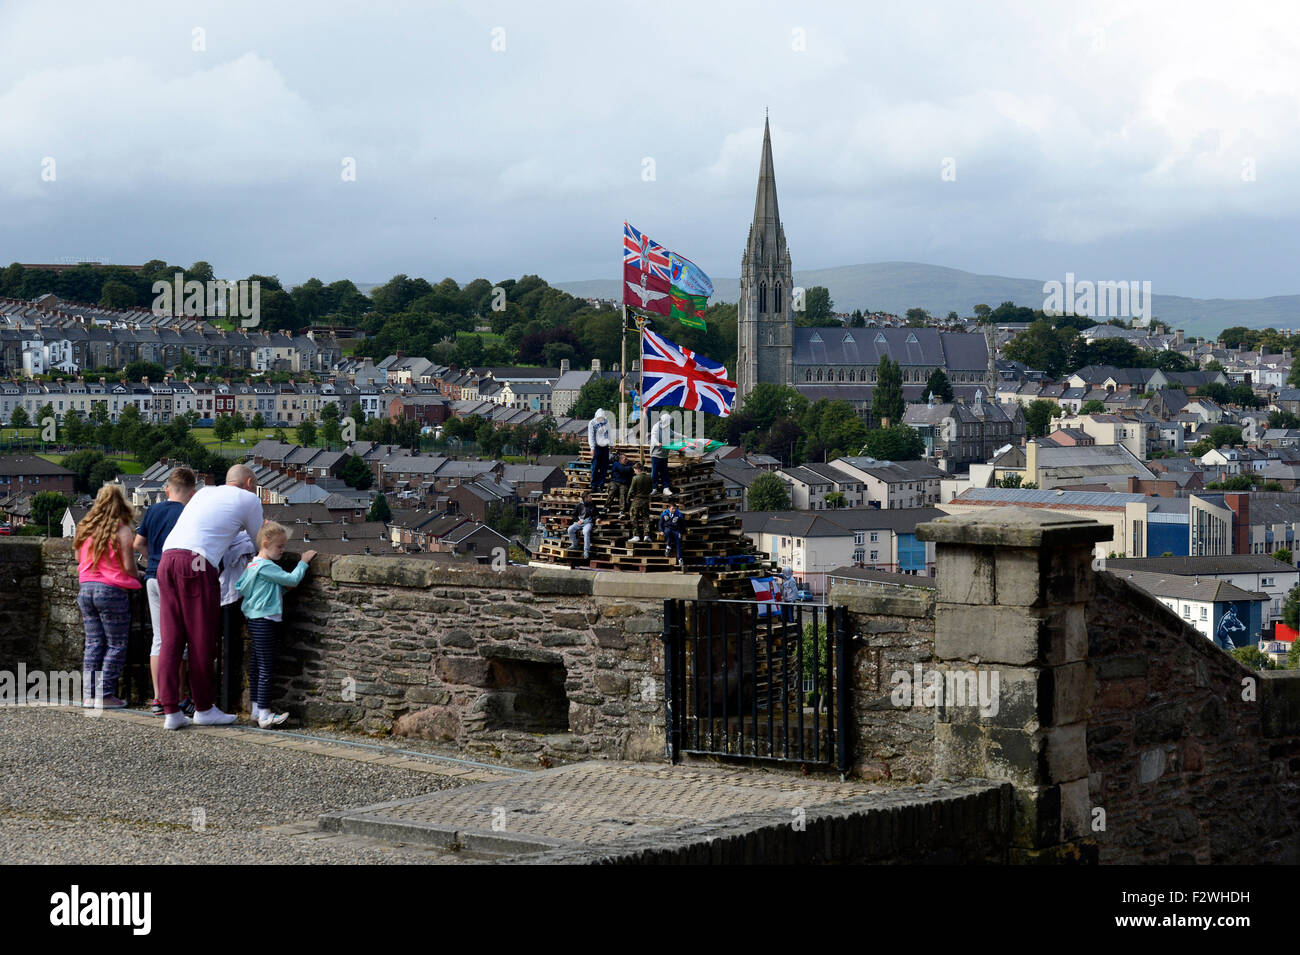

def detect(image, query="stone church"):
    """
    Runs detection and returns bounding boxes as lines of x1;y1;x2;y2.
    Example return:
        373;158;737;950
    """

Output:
734;118;994;414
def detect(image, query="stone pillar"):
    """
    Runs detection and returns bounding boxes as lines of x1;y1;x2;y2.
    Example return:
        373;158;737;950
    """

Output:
917;507;1112;863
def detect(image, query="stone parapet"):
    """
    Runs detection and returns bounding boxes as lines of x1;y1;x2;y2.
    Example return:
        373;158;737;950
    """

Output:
919;507;1112;854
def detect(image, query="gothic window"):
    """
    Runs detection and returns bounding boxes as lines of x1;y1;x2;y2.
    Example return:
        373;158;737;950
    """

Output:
838;369;845;381
775;283;783;312
759;282;767;313
806;369;812;382
816;369;823;382
848;370;855;382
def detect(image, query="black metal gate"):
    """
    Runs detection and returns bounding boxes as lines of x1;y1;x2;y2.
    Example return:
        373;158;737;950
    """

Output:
661;599;852;777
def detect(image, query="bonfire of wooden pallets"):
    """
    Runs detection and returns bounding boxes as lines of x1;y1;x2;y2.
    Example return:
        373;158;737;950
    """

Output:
531;443;771;596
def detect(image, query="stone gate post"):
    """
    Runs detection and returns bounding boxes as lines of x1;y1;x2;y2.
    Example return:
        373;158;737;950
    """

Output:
917;507;1112;862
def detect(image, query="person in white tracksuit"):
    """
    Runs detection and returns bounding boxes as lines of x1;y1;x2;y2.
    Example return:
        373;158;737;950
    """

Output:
588;408;611;491
648;412;681;495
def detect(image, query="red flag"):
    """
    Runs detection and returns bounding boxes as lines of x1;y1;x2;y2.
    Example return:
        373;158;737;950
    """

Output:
623;264;671;316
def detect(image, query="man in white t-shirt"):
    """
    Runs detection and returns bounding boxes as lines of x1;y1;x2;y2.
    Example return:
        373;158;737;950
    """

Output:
156;464;265;729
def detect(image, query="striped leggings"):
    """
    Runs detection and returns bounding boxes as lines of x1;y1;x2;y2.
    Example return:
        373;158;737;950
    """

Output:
245;617;279;709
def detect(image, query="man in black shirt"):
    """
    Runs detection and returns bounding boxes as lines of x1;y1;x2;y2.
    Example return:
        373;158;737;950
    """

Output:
566;492;600;559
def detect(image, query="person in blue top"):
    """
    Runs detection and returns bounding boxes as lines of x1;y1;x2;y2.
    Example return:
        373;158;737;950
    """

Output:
234;521;316;728
132;467;197;716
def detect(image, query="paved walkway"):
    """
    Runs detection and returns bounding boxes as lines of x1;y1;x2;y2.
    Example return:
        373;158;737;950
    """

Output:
323;761;881;855
0;706;501;864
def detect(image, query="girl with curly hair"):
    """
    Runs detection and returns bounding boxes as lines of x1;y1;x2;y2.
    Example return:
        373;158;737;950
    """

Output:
74;484;142;707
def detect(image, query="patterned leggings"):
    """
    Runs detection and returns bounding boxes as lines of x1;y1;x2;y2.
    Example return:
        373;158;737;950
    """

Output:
79;583;132;699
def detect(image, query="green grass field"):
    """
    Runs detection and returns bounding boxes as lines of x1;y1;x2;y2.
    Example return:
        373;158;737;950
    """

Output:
34;453;145;474
190;426;283;449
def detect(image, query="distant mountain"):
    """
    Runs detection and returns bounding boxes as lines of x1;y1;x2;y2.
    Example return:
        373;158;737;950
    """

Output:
556;262;1300;339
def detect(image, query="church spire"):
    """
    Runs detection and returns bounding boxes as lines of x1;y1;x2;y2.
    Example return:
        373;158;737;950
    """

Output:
751;115;781;242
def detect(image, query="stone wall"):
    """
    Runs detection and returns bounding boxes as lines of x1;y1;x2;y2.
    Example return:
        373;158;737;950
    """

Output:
518;780;1014;865
12;538;702;767
832;588;936;783
1087;570;1300;864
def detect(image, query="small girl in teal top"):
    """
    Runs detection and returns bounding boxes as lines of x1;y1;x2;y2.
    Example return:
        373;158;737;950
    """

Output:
235;521;317;728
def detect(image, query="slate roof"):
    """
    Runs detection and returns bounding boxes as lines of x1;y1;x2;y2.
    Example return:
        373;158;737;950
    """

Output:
793;327;988;370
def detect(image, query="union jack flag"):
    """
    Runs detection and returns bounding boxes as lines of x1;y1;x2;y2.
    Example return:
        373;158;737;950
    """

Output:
623;221;671;282
640;327;736;418
751;576;780;616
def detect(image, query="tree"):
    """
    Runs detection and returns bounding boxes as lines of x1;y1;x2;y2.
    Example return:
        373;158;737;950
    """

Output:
213;415;235;446
797;286;836;326
455;334;484;367
251;411;266;431
1080;399;1108;415
824;491;846;509
861;424;925;461
99;279;137;308
31;491;70;532
339;453;373;490
297;417;318;447
273;428;288;442
1025;399;1063;438
367;493;392;522
871;356;904;427
60;450;113;495
9;406;29;430
1003;319;1072;378
748;472;791;511
923;368;953;403
800;399;868;462
905;307;930;325
1209;425;1244;448
1283;583;1300;631
1231;646;1275;670
570;376;619;421
349;402;365;425
124;361;166;383
1273;548;1292;566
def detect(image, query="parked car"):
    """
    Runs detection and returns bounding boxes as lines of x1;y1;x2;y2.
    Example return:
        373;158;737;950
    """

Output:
0;525;11;536
796;589;815;602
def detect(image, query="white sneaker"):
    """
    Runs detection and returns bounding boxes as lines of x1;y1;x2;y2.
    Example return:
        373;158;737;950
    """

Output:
193;705;237;726
163;711;192;730
662;489;673;497
629;536;640;543
258;711;289;728
250;705;265;722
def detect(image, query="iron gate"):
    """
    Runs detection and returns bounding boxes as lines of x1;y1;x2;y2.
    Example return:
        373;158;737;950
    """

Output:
661;599;852;777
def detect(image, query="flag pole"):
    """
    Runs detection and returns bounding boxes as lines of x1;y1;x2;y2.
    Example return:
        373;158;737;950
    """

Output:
620;302;627;453
638;320;646;465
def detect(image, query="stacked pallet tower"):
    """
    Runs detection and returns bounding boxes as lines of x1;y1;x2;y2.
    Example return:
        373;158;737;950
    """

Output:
533;443;770;597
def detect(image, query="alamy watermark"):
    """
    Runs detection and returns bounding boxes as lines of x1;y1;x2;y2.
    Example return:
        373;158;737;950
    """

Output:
1042;272;1152;325
890;664;1000;717
0;665;85;707
152;272;261;327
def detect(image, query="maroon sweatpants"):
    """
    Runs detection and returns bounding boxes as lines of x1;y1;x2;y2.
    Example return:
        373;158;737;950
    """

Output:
157;549;219;716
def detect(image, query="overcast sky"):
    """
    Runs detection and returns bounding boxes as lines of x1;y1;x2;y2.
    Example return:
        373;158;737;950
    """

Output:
3;0;1298;300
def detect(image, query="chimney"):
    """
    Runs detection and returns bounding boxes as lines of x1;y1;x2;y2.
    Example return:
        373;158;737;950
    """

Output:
560;358;570;376
1175;329;1185;345
591;358;601;374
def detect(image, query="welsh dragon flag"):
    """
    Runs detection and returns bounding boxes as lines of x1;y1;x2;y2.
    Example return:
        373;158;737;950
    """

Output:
670;287;707;330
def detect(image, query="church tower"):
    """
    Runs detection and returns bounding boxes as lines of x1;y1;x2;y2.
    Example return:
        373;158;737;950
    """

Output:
736;115;794;403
